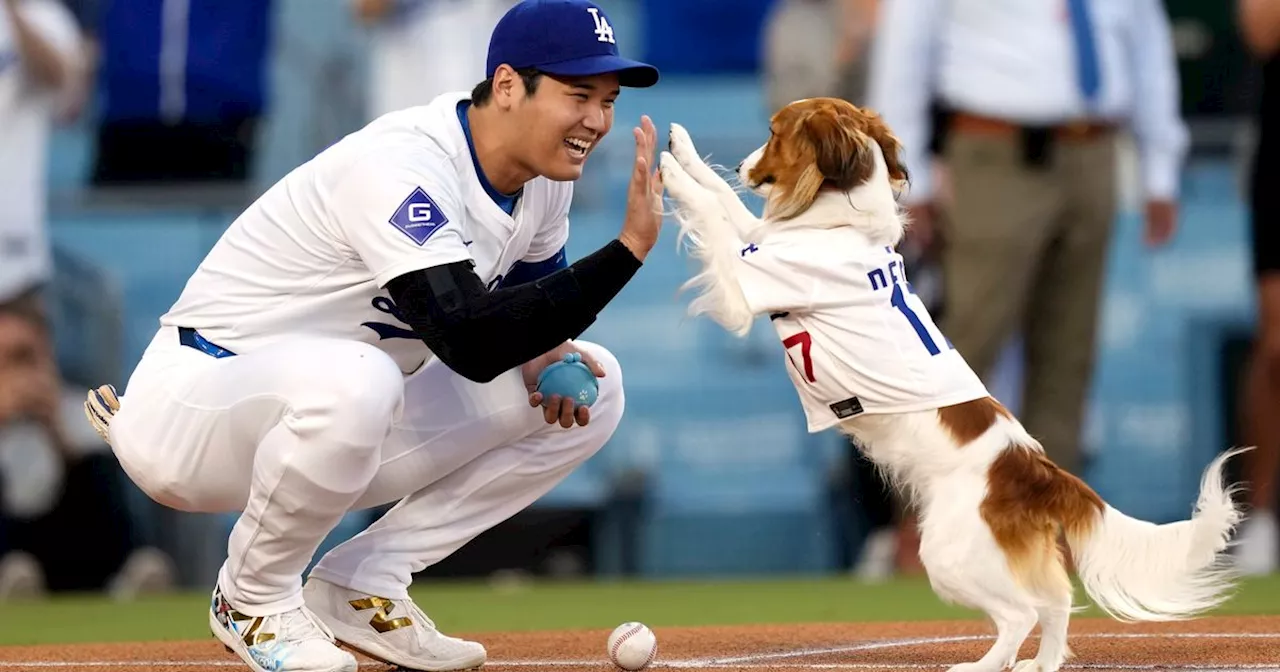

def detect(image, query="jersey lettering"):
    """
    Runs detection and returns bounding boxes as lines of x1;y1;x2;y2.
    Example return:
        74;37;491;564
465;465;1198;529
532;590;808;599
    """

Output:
362;296;418;340
866;256;953;356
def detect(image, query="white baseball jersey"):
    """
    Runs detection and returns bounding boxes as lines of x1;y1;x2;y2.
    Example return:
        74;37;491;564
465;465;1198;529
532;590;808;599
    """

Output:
736;227;989;432
160;91;573;374
0;0;81;301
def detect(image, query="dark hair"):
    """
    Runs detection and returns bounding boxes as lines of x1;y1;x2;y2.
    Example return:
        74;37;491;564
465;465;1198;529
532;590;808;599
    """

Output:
471;67;545;107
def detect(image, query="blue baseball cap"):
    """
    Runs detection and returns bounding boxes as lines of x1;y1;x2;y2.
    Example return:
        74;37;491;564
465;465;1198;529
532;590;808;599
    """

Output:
486;0;660;88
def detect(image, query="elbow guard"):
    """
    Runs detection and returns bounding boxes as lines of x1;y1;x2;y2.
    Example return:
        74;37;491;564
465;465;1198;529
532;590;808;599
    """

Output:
386;239;642;382
386;262;505;383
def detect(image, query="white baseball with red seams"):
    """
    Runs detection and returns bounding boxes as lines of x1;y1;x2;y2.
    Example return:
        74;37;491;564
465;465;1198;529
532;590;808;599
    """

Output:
606;621;658;670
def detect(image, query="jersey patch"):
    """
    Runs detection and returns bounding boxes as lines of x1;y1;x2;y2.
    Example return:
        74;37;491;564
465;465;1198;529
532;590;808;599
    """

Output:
389;187;450;246
829;396;865;419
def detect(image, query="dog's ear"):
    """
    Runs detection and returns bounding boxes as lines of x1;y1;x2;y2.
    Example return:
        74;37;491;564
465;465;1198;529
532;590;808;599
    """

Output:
803;105;875;192
764;103;868;220
859;110;910;195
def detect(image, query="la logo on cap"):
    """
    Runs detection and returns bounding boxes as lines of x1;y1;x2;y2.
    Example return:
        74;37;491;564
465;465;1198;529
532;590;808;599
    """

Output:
586;7;615;44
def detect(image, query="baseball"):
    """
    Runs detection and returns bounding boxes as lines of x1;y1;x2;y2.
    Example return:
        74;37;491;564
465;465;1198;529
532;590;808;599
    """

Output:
607;622;657;671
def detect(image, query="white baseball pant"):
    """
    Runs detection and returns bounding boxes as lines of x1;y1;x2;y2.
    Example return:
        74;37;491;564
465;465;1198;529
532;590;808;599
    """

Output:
107;326;624;616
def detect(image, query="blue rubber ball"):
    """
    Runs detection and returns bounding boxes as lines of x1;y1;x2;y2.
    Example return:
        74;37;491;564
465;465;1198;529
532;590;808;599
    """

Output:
537;353;599;408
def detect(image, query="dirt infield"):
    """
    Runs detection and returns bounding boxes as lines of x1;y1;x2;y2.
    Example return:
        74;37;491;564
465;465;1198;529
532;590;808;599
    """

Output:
1;616;1278;671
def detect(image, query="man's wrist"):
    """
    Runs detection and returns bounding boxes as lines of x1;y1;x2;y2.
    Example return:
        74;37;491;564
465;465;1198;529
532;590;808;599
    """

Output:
617;232;652;263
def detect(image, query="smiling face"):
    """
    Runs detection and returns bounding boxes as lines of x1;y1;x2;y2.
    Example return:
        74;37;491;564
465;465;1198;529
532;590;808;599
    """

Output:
501;69;619;182
736;97;909;219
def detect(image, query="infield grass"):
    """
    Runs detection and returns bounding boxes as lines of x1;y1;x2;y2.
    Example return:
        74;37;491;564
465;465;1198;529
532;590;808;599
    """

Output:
2;574;1279;646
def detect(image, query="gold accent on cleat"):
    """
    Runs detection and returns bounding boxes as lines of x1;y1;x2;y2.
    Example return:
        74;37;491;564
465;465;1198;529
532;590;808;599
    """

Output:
228;610;277;647
348;596;413;633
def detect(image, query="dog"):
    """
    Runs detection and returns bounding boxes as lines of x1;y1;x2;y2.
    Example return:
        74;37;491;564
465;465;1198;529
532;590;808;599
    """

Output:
657;97;1248;672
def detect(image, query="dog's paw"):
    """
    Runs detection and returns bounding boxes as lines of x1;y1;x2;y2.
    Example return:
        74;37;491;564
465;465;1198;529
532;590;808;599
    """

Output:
658;151;680;184
668;123;700;165
1012;661;1044;672
659;151;694;195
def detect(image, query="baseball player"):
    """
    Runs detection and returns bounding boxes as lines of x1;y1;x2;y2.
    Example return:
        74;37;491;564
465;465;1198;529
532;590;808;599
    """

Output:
82;1;663;671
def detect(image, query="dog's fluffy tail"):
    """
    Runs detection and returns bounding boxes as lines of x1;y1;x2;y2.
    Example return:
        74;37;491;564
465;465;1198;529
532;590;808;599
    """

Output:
986;445;1247;621
1068;447;1247;621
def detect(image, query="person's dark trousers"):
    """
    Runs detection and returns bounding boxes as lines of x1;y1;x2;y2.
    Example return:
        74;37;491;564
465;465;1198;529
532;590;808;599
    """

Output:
92;116;259;185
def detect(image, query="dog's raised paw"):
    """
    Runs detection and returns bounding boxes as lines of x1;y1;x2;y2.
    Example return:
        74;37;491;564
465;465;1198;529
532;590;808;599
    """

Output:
658;152;686;194
658;151;676;177
669;123;695;159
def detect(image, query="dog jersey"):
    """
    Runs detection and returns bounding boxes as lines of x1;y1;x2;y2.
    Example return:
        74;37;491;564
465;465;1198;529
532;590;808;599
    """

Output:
735;227;989;432
160;91;571;374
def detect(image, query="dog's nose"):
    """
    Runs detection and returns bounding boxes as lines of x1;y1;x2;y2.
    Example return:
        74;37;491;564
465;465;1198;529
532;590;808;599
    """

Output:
734;161;743;173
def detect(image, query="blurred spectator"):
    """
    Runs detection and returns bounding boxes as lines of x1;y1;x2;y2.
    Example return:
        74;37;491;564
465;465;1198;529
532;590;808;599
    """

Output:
0;290;176;601
866;0;1186;576
762;0;930;582
869;0;1185;472
89;0;273;185
52;0;98;111
0;0;88;306
762;0;943;581
761;0;875;112
1236;0;1280;576
354;0;516;120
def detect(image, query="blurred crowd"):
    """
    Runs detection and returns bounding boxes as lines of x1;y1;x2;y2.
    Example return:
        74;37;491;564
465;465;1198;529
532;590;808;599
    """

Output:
1;0;1278;600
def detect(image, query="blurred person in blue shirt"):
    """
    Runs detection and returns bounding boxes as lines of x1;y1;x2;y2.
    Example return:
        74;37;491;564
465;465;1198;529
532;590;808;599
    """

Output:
88;0;272;185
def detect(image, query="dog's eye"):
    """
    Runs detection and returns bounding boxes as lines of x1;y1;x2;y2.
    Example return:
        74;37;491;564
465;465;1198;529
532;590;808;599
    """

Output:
761;175;776;184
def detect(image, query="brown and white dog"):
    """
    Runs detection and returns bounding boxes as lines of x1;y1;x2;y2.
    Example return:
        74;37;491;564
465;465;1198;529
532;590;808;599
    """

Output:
657;97;1248;672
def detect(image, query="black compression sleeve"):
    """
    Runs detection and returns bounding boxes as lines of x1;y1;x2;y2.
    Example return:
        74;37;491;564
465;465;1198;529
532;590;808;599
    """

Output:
386;238;643;383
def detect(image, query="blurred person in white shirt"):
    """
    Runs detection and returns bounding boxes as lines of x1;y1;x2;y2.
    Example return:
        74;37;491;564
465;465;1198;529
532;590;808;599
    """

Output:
869;0;1185;474
354;0;518;119
0;0;86;305
762;0;877;112
866;0;1186;576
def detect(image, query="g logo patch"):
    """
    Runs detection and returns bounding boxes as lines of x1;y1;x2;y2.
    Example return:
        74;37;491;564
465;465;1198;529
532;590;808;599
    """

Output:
390;187;449;245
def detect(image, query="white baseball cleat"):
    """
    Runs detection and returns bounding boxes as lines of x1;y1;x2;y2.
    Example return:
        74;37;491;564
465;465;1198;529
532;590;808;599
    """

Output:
209;583;358;672
303;577;487;671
